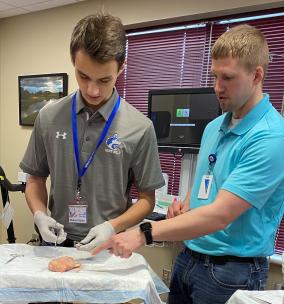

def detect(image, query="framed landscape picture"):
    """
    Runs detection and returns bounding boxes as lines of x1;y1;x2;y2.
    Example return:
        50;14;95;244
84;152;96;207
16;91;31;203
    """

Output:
18;73;68;126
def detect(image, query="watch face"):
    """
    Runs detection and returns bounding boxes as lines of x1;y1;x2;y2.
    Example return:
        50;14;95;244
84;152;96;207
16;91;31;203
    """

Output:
140;222;152;231
140;222;153;245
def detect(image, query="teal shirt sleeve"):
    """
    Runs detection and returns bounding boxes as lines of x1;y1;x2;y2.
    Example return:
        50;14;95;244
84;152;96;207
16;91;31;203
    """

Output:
221;133;284;209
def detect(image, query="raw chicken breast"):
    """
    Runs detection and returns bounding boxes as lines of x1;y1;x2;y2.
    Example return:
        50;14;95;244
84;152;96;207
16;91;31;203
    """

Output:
48;256;81;272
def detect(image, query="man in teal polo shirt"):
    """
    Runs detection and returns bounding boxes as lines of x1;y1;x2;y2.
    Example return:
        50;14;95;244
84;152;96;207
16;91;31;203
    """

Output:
93;24;284;304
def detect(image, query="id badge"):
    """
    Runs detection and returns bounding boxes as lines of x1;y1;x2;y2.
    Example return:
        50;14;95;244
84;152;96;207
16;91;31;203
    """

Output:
68;192;88;223
198;175;213;199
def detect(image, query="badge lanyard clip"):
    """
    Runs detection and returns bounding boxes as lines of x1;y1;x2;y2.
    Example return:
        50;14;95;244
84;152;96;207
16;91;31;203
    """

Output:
75;179;82;202
208;153;217;174
198;153;217;200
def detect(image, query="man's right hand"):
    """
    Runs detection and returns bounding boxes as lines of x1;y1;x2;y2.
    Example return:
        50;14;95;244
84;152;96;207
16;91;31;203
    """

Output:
166;200;185;219
33;211;67;244
167;191;191;219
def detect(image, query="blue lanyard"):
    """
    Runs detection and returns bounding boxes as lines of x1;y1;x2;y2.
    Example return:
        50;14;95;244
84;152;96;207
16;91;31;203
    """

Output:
72;92;121;188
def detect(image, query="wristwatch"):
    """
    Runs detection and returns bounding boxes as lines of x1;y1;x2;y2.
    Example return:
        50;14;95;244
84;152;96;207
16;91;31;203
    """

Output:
139;222;153;245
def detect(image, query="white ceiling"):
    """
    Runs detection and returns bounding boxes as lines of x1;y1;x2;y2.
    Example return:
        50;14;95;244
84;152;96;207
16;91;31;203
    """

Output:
0;0;86;19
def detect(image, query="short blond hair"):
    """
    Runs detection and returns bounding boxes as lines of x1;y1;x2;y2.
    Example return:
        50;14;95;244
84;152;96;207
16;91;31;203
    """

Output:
211;24;269;78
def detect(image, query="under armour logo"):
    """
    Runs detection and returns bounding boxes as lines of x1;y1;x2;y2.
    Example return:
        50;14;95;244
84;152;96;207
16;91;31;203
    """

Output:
56;131;67;139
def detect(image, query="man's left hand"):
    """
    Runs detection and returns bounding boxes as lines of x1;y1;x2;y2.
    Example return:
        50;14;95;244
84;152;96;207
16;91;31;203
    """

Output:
76;221;115;251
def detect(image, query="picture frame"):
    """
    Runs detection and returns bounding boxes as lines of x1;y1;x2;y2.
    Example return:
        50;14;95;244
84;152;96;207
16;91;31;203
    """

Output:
18;73;68;126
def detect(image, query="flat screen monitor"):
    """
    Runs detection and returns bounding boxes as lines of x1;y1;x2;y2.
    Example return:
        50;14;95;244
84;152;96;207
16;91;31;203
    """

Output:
148;87;221;153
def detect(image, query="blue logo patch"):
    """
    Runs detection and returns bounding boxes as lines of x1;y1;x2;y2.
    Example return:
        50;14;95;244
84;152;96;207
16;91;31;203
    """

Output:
105;133;122;154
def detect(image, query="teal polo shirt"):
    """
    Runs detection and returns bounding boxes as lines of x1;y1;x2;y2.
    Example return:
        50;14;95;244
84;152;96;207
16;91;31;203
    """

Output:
185;94;284;257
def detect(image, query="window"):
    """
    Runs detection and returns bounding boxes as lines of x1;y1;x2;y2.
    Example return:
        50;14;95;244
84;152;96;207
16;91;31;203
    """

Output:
118;23;209;196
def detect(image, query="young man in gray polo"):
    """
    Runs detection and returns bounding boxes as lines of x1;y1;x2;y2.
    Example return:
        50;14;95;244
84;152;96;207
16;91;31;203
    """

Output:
20;12;164;250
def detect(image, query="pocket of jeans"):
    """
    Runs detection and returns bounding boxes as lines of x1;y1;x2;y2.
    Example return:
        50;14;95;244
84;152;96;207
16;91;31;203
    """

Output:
209;262;250;289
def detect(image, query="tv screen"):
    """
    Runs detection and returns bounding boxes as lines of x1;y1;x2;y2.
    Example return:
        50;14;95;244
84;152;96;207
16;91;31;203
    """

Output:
148;87;221;153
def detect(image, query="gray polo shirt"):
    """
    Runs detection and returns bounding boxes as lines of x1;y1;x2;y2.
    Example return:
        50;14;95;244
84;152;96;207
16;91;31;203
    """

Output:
20;89;164;241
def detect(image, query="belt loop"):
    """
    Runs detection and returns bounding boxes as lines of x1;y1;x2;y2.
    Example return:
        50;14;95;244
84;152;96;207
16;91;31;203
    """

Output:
253;258;260;270
204;255;210;267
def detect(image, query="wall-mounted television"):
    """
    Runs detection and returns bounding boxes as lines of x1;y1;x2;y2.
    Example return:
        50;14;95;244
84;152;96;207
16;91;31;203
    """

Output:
148;87;221;153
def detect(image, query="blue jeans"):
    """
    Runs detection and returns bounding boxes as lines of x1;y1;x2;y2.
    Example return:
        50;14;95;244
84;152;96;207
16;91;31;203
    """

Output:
168;247;269;304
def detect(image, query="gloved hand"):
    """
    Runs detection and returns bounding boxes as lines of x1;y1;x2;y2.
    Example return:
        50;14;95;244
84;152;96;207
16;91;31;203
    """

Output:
34;210;67;244
76;221;115;251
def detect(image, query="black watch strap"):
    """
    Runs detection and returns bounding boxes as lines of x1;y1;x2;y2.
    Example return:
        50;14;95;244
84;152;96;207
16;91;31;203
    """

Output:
139;222;153;245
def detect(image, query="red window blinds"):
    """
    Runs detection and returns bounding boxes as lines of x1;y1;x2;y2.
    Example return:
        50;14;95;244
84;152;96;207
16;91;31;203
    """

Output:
117;25;209;196
125;30;190;114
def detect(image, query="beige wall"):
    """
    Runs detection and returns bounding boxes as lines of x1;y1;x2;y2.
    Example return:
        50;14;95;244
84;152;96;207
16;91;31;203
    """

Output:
0;0;283;283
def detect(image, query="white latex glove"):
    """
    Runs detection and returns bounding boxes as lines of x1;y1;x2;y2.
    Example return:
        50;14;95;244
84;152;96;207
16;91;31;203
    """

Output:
76;221;115;251
34;210;67;244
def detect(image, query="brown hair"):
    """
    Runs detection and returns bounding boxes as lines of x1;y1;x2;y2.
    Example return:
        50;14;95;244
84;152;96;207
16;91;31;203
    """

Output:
70;12;126;69
211;24;269;78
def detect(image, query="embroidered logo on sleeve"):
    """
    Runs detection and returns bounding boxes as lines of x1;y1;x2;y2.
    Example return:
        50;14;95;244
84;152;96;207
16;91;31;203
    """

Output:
105;133;122;154
56;131;67;139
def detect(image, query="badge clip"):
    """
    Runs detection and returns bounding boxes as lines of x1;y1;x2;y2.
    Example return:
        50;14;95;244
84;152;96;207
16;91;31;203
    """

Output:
75;179;82;202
